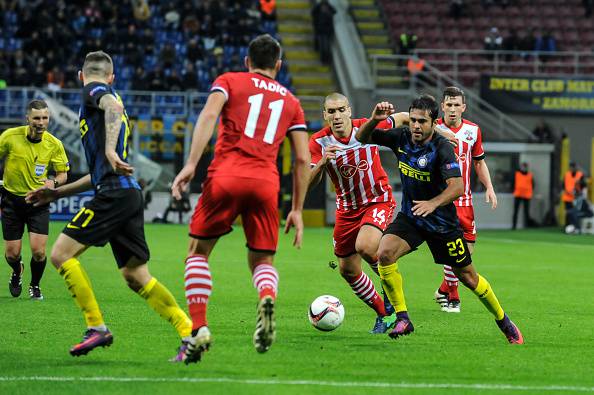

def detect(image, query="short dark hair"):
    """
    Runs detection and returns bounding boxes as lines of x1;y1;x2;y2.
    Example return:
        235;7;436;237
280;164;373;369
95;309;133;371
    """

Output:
409;94;439;122
248;34;282;70
27;99;48;113
442;86;465;103
82;50;113;77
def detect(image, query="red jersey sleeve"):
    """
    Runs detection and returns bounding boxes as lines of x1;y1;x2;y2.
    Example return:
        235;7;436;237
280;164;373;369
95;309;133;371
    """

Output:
210;74;230;101
309;134;323;166
472;127;486;160
287;99;307;133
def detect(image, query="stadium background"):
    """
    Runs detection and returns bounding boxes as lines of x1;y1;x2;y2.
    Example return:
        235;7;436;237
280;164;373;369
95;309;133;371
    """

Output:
1;0;593;229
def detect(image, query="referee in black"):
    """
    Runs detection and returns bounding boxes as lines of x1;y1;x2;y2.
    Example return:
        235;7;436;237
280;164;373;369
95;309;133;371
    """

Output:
0;100;69;299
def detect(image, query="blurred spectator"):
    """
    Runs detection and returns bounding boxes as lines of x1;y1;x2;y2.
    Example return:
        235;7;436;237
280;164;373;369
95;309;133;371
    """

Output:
132;67;148;90
312;0;336;64
450;0;465;19
166;69;183;91
132;0;151;22
562;162;585;227
260;0;276;21
518;29;535;58
484;27;503;51
399;31;417;55
182;63;199;91
532;119;554;143
160;43;176;69
512;162;535;229
565;177;593;234
147;67;167;91
407;54;425;87
534;30;557;61
584;0;593;17
503;29;519;61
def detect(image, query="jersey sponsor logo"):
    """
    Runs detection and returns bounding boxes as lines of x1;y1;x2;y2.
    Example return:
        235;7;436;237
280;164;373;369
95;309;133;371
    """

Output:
89;85;107;96
339;159;369;178
34;164;46;176
417;155;428;168
398;162;431;182
250;77;288;96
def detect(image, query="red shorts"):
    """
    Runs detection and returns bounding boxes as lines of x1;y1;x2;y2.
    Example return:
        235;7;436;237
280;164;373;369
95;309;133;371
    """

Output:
456;205;476;242
333;201;395;257
190;176;279;252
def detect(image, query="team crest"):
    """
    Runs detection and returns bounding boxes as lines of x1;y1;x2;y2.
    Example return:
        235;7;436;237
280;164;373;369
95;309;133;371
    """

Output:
34;164;46;176
464;130;473;141
417;155;428;168
339;160;369;178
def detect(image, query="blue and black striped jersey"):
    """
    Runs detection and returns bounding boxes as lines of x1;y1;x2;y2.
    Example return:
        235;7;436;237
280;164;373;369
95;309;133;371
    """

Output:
371;126;462;233
79;82;139;191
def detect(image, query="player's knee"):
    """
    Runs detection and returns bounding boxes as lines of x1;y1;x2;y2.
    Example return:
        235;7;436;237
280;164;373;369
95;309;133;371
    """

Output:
356;245;376;264
50;249;68;269
32;251;46;262
4;249;20;261
377;249;395;265
122;272;143;292
339;265;360;280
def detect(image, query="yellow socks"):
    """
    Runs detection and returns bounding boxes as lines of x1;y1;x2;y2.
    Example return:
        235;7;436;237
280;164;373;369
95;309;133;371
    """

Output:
378;263;407;313
58;258;104;327
138;277;192;338
472;274;505;320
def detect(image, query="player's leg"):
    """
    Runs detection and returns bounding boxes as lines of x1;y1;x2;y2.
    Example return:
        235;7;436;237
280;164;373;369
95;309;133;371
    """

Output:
452;263;523;344
25;203;50;299
242;178;280;353
50;232;112;355
27;233;48;300
1;195;25;297
183;177;238;362
378;213;424;339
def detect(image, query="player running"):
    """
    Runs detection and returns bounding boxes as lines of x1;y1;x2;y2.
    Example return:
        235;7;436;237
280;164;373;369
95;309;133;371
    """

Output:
432;87;497;313
356;96;523;344
309;93;397;333
171;34;310;363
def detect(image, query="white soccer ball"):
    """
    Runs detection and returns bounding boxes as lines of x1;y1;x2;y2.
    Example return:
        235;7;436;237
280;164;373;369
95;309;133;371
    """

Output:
308;295;345;331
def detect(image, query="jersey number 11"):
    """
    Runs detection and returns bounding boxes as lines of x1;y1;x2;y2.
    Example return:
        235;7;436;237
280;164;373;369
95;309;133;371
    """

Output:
244;93;284;144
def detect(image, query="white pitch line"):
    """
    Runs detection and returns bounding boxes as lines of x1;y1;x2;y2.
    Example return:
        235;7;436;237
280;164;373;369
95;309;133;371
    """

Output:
1;376;594;392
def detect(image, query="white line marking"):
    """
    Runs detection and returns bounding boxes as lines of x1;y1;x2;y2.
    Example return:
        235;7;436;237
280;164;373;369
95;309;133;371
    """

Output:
1;377;593;392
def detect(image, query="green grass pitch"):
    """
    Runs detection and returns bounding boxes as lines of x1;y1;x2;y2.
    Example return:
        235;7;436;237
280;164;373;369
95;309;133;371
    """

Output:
1;223;593;394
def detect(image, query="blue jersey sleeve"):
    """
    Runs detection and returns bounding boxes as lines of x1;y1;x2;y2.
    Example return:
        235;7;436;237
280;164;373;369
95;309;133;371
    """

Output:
436;137;462;180
370;126;406;150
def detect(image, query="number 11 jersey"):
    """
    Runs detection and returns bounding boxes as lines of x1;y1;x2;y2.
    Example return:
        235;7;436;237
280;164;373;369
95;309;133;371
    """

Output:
208;72;307;184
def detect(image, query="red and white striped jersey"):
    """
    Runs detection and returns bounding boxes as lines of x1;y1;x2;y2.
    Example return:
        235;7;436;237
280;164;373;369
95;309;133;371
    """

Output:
435;118;485;207
309;118;394;212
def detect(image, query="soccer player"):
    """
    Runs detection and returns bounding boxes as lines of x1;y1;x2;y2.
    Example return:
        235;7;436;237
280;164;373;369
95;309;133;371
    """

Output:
171;34;310;363
356;95;523;344
309;92;397;334
433;87;497;313
0;100;69;300
26;51;193;360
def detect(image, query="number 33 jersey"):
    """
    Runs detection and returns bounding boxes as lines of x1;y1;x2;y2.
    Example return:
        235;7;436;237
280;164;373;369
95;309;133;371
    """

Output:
208;72;307;184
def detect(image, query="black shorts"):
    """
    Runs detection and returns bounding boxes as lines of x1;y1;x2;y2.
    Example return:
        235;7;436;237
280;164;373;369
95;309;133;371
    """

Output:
62;188;150;268
384;212;472;268
1;189;49;241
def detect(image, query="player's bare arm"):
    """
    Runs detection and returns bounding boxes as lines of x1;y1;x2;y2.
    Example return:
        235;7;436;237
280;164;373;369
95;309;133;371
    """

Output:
355;101;394;144
98;94;133;176
412;177;464;217
43;171;68;189
309;145;340;188
285;130;310;249
474;159;497;209
172;91;226;200
391;111;410;127
26;174;93;207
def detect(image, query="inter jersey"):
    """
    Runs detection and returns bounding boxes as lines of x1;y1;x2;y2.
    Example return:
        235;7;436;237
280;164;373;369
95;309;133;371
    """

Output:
435;118;485;207
208;72;307;185
309;118;394;211
370;127;462;233
80;82;139;191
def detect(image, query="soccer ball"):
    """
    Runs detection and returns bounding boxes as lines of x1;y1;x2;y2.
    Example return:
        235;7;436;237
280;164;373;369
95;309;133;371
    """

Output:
308;295;345;331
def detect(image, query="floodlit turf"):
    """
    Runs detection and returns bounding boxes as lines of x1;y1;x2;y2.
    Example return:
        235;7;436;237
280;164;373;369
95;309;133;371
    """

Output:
1;223;594;394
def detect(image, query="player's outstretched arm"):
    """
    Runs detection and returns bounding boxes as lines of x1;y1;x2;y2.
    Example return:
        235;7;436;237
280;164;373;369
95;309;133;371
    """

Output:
98;94;134;176
285;131;311;248
172;91;225;200
474;159;497;209
309;145;340;189
356;101;394;143
26;174;92;207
